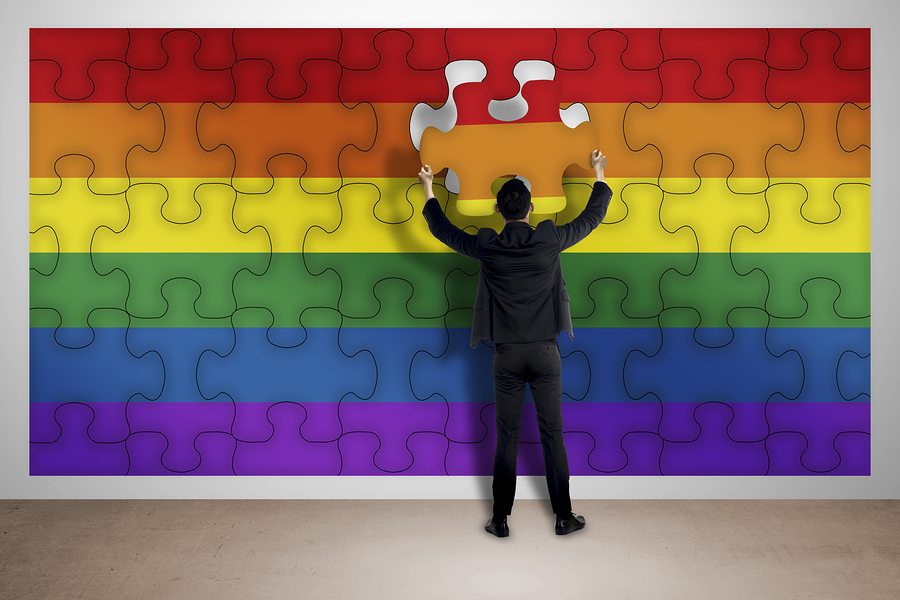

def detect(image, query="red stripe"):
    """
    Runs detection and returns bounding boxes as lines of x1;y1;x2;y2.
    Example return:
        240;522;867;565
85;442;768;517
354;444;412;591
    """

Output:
30;28;869;104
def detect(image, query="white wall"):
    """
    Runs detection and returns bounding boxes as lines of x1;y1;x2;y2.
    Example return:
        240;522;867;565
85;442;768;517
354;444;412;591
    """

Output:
2;0;897;499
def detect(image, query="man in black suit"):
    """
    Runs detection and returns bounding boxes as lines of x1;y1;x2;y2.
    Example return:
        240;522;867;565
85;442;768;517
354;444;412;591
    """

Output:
419;150;612;537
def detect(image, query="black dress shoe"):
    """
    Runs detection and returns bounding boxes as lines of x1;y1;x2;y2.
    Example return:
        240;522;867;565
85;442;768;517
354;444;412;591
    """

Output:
555;513;586;535
485;516;509;538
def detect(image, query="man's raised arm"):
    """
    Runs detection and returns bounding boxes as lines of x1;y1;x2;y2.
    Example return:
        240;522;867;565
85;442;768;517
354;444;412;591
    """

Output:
556;150;613;251
419;165;479;259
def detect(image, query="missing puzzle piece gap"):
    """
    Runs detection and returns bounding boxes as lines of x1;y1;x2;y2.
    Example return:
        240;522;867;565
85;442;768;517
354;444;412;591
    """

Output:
409;60;487;151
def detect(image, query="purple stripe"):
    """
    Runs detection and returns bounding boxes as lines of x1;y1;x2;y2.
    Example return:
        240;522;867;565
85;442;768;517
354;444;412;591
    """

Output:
30;401;870;476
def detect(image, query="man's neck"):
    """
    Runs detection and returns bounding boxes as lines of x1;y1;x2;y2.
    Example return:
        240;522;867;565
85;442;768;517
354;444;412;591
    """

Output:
503;217;530;226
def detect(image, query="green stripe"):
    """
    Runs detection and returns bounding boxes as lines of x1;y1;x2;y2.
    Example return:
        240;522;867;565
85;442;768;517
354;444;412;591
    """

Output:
30;253;870;329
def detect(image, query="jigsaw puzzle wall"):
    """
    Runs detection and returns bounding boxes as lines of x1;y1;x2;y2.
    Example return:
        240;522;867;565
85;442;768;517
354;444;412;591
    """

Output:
29;28;870;476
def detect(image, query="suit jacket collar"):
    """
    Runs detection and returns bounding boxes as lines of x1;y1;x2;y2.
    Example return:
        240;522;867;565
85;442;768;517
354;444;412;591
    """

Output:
502;221;533;231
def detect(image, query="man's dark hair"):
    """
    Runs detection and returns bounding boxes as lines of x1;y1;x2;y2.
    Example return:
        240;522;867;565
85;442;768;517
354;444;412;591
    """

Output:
496;178;531;221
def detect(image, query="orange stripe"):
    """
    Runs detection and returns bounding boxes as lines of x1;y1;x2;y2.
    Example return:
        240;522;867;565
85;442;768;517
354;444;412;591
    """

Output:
614;102;870;179
31;102;869;179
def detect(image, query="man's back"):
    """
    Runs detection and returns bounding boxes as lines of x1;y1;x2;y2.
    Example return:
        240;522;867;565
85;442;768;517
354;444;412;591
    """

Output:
476;221;571;344
423;180;612;346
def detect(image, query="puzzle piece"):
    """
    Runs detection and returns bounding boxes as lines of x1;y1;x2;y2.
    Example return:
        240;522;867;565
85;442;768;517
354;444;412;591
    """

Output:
419;64;597;215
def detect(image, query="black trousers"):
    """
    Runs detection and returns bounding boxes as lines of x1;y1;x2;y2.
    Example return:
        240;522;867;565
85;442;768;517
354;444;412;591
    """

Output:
491;339;571;517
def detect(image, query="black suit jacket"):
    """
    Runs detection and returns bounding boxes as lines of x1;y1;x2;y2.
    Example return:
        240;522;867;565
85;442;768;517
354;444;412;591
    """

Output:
422;181;613;347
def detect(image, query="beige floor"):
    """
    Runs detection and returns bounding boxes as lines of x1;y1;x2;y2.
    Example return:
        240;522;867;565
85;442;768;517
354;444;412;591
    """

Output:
1;499;898;599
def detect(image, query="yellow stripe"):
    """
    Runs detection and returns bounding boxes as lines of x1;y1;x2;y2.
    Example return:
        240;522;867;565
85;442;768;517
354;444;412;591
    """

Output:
727;179;870;253
30;177;869;254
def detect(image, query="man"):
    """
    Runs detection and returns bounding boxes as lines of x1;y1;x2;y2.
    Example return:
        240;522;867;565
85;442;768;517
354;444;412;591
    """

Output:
418;150;612;538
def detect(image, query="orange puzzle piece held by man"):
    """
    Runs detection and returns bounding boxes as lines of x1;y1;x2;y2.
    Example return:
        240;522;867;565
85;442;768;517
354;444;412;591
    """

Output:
418;77;598;216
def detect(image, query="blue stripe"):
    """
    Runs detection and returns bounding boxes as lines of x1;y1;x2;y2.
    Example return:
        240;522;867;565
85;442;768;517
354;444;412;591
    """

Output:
30;327;870;404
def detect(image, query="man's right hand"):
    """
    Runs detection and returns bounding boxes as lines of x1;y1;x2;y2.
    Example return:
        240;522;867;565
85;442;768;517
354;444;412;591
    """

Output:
591;150;607;181
419;165;435;199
